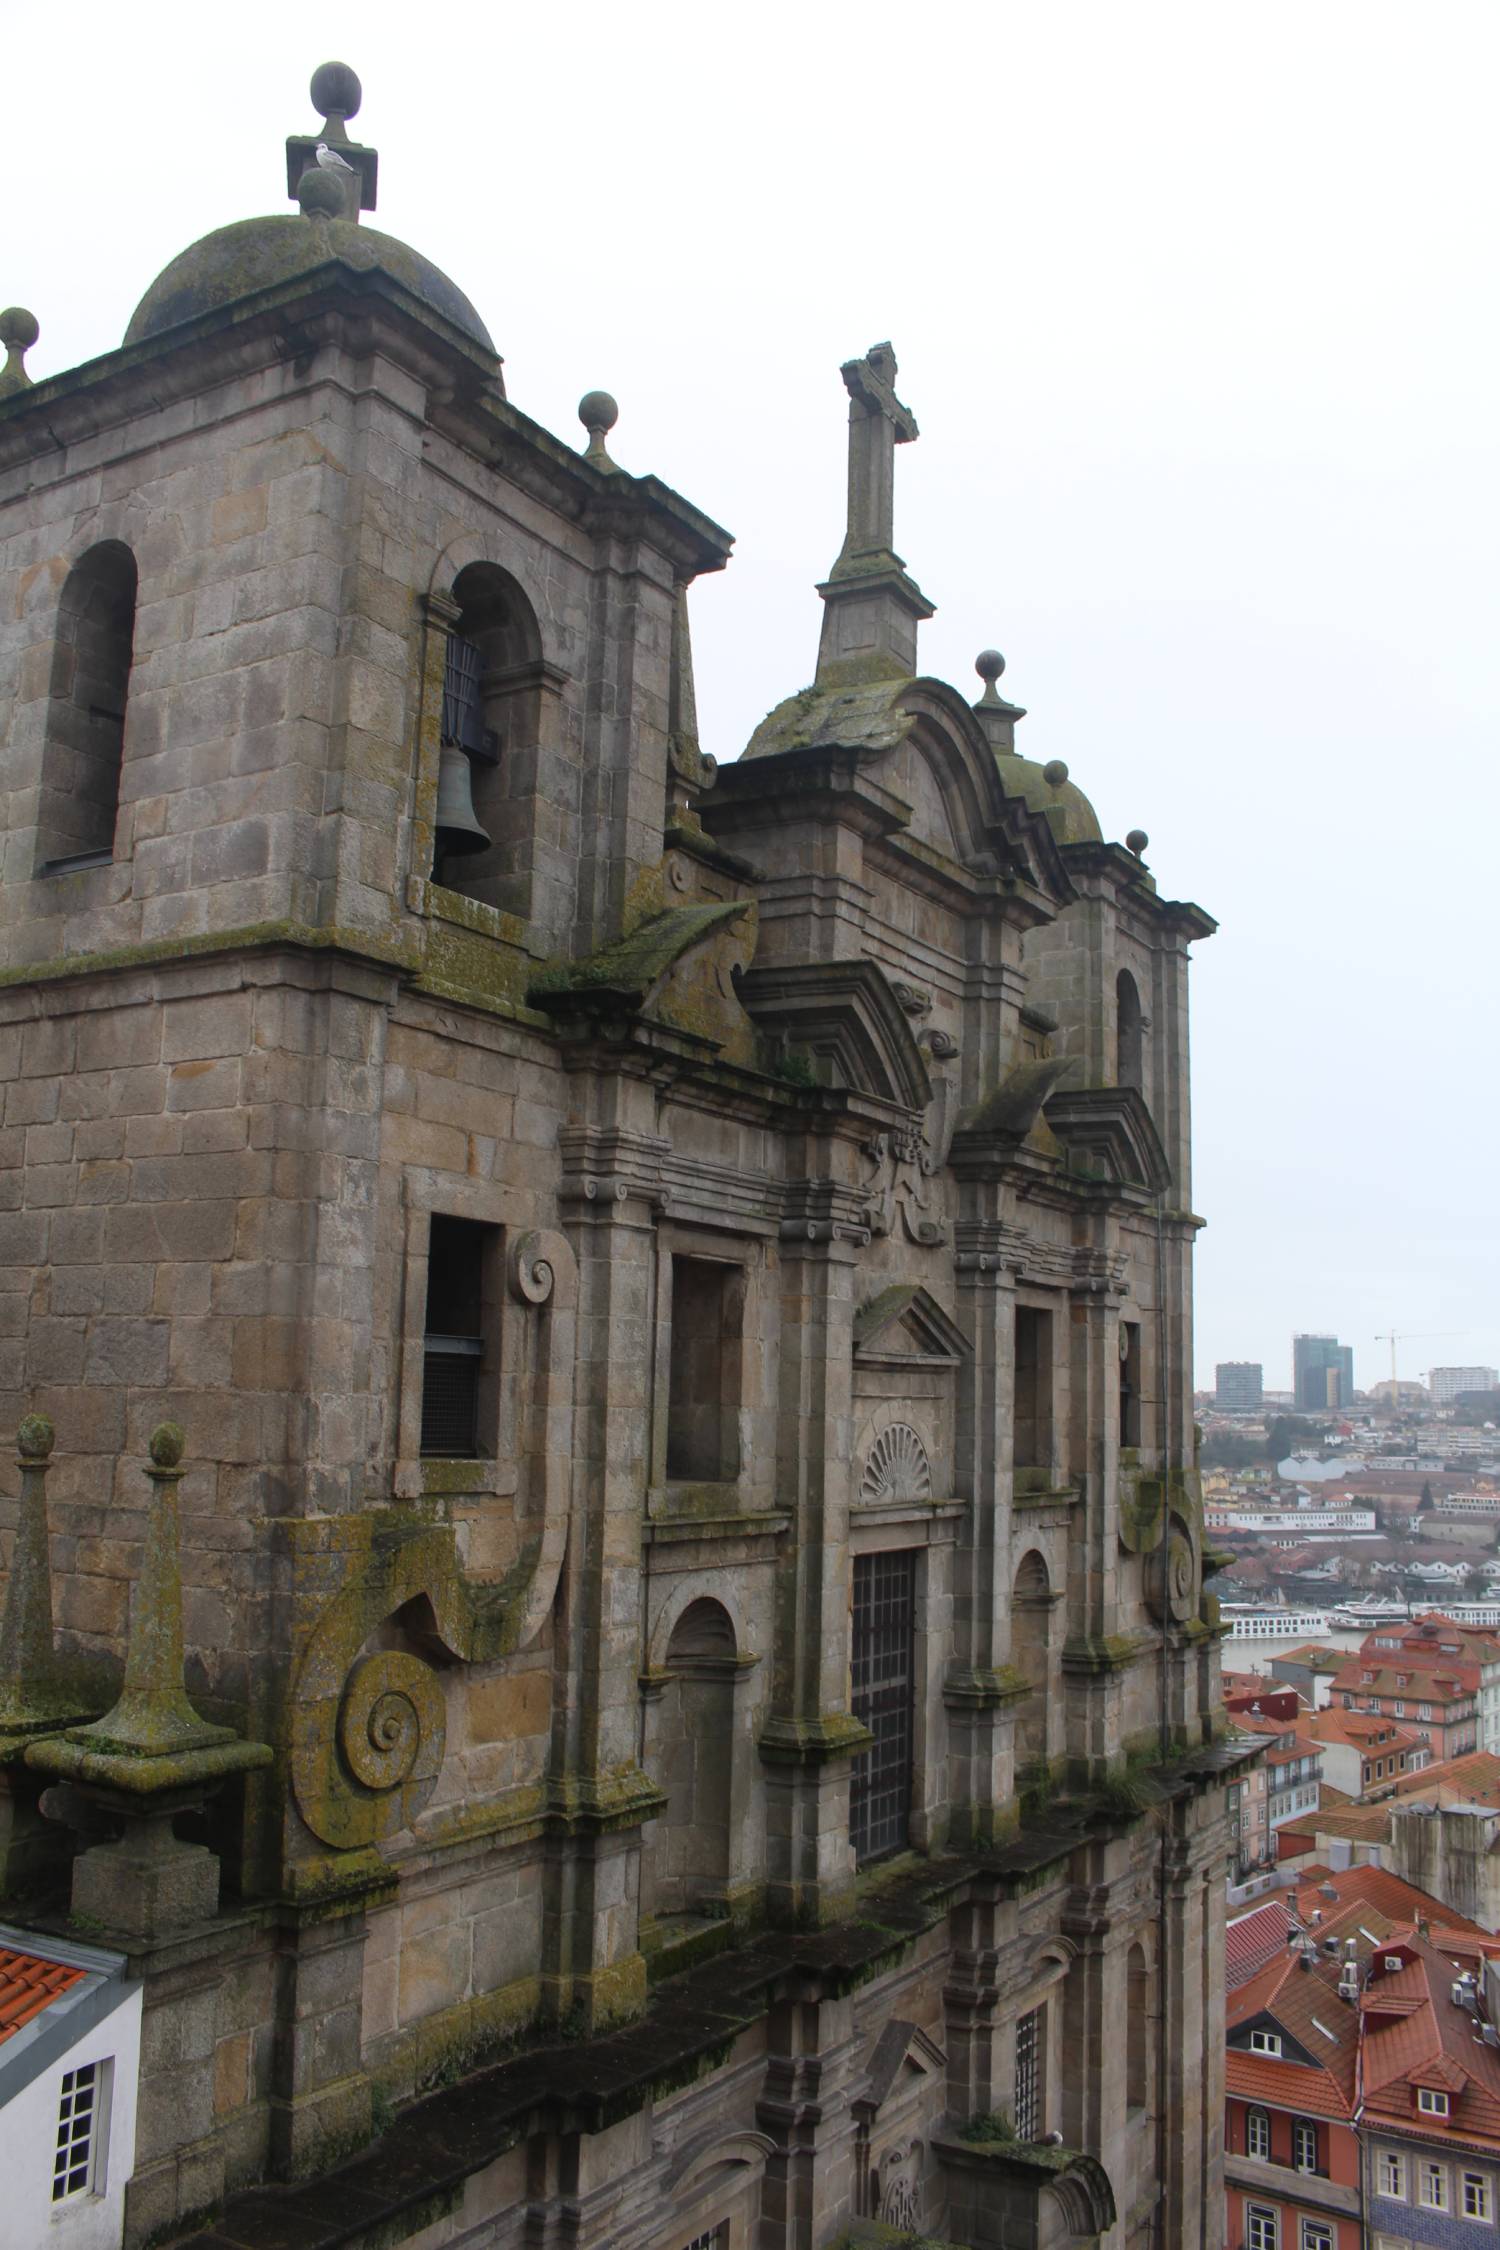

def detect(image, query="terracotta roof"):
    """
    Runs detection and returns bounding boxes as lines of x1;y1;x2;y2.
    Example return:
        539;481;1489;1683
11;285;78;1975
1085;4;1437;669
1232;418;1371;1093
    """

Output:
1225;1950;1358;2116
0;1946;85;2043
1387;1751;1500;1807
1227;1900;1295;1986
1332;1659;1478;1701
1290;1864;1492;1941
1359;1930;1500;2150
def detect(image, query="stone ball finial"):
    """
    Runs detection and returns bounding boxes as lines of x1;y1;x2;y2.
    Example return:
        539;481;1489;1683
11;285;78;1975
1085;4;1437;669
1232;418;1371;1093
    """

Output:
578;391;620;471
311;61;362;125
1042;758;1070;788
0;307;39;396
148;1421;187;1469
975;649;1005;686
297;168;346;221
17;1412;54;1461
579;390;618;438
0;307;40;353
1126;828;1149;857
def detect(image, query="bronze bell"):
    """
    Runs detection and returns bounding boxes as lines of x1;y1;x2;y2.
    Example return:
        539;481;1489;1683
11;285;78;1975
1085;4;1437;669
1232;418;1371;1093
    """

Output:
434;746;490;859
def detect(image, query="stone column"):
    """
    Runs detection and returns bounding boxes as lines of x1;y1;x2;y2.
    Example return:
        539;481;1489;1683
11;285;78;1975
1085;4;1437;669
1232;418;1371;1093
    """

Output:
759;1218;869;1924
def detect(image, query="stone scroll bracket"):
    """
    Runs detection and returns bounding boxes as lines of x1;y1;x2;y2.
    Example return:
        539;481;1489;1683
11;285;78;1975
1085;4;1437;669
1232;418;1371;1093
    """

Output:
288;1216;577;1862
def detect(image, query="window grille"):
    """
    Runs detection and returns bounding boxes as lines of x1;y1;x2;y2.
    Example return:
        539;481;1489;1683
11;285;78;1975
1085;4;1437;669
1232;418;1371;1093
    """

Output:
1246;2202;1279;2250
1014;2005;1042;2142
53;2062;102;2201
677;2229;728;2250
850;1549;915;1864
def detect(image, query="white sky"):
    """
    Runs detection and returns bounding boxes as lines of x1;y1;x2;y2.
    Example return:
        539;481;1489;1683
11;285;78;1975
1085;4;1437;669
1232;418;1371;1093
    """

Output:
9;1;1497;1393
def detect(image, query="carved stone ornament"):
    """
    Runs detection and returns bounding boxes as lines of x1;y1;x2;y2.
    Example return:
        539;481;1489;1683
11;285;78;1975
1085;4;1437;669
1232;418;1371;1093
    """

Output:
337;1651;445;1818
861;1424;932;1507
861;1126;947;1247
880;2141;922;2231
1145;1515;1199;1626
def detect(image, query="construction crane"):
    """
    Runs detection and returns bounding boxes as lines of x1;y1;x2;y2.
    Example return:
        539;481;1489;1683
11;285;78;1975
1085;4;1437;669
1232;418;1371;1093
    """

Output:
1373;1330;1469;1402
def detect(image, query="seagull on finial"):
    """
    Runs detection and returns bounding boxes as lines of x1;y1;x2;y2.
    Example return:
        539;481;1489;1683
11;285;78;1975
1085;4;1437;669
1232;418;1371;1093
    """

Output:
316;142;357;176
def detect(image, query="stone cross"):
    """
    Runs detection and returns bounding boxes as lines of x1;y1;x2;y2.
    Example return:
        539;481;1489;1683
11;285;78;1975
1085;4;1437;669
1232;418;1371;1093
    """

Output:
835;344;919;572
816;343;933;684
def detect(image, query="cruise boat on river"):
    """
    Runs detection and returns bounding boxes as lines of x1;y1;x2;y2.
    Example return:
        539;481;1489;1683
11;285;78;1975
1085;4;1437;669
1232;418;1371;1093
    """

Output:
1220;1602;1331;1640
1328;1595;1412;1629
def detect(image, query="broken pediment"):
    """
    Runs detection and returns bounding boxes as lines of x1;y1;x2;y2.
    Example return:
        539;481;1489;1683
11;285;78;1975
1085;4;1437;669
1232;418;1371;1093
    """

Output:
737;958;933;1111
1043;1084;1172;1193
856;2017;949;2120
528;900;758;1066
854;1284;970;1369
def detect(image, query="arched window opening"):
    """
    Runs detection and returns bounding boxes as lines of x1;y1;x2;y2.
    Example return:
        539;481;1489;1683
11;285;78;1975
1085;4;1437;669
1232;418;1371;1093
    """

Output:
37;541;138;874
1116;969;1144;1092
432;563;542;905
1126;1943;1151;2114
645;1598;738;1921
1012;1549;1053;1775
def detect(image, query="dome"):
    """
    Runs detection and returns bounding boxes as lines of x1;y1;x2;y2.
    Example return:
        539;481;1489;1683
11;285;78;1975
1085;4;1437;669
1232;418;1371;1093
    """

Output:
993;749;1103;847
125;214;494;354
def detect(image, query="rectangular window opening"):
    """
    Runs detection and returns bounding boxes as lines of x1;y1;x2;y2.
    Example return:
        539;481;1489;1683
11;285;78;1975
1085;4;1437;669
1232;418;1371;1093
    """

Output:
1120;1321;1143;1449
421;1215;499;1457
1014;2005;1043;2144
850;1548;916;1865
1246;2202;1279;2250
52;2060;106;2202
1014;1306;1054;1476
666;1257;742;1483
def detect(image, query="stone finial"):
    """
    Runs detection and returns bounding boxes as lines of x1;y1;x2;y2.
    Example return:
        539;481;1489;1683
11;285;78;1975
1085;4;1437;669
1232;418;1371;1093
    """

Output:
297;167;345;222
1126;829;1149;858
26;1424;270;1936
0;1415;93;1746
0;308;39;399
1042;759;1069;788
578;390;620;472
287;61;376;221
971;646;1027;754
310;60;362;140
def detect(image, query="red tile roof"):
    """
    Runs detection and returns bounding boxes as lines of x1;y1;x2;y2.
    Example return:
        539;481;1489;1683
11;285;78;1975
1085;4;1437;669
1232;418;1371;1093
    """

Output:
1227;1900;1295;1986
0;1947;84;2044
1225;1949;1359;2117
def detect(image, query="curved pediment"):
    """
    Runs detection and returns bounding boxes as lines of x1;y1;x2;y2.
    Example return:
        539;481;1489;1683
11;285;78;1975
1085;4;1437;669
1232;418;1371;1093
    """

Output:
1044;1084;1173;1194
737;958;932;1111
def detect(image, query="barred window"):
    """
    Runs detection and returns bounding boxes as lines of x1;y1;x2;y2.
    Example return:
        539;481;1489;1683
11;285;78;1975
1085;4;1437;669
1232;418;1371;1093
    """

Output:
849;1549;915;1864
1014;2005;1043;2142
677;2229;728;2250
53;2061;106;2201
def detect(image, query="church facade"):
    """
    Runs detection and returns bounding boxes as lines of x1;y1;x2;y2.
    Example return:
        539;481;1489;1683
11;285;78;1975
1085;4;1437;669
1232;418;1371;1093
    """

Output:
0;65;1240;2250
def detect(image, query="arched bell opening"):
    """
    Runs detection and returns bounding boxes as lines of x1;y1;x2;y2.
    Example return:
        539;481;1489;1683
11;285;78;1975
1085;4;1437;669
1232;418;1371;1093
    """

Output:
36;540;138;875
431;562;543;905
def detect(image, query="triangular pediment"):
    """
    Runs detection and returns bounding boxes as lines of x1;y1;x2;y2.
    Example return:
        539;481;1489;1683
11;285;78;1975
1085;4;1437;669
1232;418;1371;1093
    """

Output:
1043;1084;1172;1193
854;1284;970;1368
858;2018;949;2116
737;959;932;1111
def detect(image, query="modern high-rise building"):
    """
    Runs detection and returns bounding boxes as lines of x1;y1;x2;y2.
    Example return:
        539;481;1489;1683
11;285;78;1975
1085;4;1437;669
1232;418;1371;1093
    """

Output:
1215;1362;1264;1412
1294;1334;1355;1411
0;63;1242;2250
1430;1366;1500;1405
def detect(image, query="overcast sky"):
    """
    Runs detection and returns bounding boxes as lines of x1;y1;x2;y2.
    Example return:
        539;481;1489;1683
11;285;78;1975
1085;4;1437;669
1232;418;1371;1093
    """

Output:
9;2;1497;1394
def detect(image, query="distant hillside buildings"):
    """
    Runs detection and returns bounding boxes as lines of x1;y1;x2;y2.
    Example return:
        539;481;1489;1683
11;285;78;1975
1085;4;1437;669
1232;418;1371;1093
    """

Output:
1431;1365;1500;1404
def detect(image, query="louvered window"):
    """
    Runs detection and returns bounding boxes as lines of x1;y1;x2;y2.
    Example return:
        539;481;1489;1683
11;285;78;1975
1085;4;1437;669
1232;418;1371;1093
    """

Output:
421;1216;495;1457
